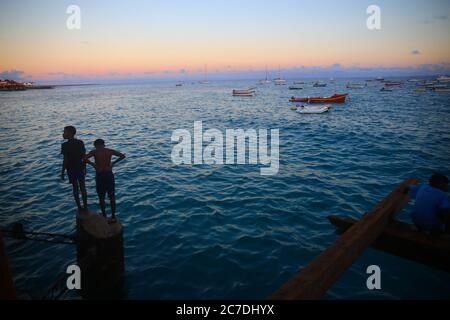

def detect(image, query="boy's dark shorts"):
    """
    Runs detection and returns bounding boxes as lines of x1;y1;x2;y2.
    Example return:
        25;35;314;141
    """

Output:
96;171;115;199
67;169;85;184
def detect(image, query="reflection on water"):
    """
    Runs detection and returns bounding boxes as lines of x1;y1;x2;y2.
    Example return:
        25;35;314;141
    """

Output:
0;80;449;299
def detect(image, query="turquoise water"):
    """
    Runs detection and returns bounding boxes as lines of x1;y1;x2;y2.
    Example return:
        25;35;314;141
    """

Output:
1;80;449;299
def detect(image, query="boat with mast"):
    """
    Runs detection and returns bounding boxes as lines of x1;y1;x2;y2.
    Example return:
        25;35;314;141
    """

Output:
199;65;210;84
258;66;271;84
273;66;286;85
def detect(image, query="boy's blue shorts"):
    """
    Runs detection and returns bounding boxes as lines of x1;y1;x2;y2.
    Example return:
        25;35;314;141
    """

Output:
96;171;115;199
67;169;85;184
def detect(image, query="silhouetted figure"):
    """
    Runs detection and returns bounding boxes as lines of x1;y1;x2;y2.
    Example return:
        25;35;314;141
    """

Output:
85;139;125;222
408;173;450;233
61;126;88;211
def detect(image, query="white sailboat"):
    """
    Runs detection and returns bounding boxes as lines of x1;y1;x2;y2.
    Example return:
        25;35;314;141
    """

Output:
258;66;271;84
274;66;286;85
199;65;210;84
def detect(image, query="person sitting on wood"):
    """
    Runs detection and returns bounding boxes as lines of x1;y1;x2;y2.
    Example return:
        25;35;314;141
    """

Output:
84;139;126;222
407;173;450;233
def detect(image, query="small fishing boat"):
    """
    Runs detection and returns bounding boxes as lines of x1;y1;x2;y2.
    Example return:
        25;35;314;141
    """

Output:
232;87;256;94
295;105;330;114
274;78;286;85
233;92;254;97
437;75;450;83
384;81;403;87
258;67;271;84
233;88;255;96
289;86;303;90
380;87;393;92
433;87;450;92
313;81;327;87
290;93;347;103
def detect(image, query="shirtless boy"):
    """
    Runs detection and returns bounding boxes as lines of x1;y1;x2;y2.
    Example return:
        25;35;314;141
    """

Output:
85;139;126;221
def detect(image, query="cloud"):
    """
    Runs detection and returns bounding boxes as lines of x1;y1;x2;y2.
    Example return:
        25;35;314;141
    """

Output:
48;72;70;76
0;69;26;80
434;15;448;20
411;49;421;55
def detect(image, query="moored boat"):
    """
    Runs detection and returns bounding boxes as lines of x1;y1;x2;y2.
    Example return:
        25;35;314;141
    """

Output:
295;105;330;114
274;78;286;85
433;87;450;92
437;75;450;83
232;88;255;96
288;86;303;90
289;93;348;103
313;81;327;87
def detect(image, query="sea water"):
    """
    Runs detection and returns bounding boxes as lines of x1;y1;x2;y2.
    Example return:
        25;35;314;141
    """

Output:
1;80;449;299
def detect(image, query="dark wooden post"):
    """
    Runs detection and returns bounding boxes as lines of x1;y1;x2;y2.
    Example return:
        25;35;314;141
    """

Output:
76;211;124;299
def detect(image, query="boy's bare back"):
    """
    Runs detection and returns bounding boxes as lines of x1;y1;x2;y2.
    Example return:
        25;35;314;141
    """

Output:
88;148;124;173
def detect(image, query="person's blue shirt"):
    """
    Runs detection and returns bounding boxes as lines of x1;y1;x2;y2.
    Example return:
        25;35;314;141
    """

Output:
409;184;450;231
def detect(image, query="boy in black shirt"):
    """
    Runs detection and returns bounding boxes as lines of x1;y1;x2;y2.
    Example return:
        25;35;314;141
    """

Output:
61;126;88;211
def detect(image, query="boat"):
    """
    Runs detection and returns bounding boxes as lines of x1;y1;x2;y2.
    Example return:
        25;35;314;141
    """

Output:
233;92;254;97
375;77;385;81
384;81;402;87
175;83;183;87
233;88;255;96
433;87;450;92
293;81;305;85
273;66;286;85
288;86;303;90
437;75;450;83
295;105;330;114
328;215;450;273
309;94;347;103
414;88;427;92
274;78;286;85
258;66;271;84
289;93;348;103
346;83;366;89
380;87;393;92
232;87;256;94
290;97;309;103
199;65;210;84
313;81;327;87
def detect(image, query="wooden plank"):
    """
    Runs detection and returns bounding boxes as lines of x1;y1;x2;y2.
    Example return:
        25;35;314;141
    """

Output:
270;178;418;300
328;215;450;273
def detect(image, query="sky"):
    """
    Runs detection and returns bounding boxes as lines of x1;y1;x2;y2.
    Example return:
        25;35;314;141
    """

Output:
0;0;449;83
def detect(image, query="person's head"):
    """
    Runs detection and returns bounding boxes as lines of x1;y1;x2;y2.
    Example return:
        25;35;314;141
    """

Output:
429;173;449;192
94;139;105;149
63;126;76;139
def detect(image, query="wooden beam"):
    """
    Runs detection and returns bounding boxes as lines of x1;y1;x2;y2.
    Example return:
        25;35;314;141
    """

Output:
328;215;450;273
270;178;418;300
